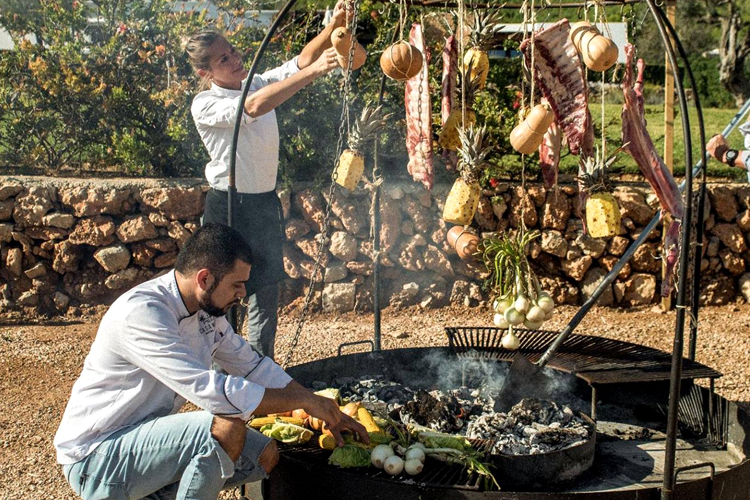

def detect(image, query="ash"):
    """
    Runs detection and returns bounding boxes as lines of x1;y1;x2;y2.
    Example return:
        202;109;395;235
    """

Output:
320;376;590;455
331;375;488;433
466;398;590;455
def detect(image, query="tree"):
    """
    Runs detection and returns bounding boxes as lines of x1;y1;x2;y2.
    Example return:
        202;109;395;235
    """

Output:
704;0;750;106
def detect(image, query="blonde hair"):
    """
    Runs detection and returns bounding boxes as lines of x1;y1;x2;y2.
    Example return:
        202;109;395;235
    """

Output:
182;30;226;89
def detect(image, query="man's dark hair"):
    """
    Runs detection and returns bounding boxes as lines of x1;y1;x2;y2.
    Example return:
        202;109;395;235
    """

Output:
174;223;253;282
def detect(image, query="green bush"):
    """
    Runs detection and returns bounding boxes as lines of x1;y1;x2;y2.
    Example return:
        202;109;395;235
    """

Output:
0;0;258;176
0;1;522;183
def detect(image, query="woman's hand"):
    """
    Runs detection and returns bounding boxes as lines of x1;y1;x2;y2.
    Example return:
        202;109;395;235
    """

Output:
304;395;370;447
331;0;355;27
309;47;340;77
706;134;729;163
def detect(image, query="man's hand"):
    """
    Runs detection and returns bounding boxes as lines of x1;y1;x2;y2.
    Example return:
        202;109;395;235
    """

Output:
707;134;729;163
304;395;370;447
309;47;340;77
331;0;355;28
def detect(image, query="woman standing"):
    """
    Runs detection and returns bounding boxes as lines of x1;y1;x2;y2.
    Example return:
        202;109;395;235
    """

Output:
185;2;352;359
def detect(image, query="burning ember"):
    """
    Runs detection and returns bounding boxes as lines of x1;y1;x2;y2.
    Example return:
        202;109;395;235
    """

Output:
325;374;591;455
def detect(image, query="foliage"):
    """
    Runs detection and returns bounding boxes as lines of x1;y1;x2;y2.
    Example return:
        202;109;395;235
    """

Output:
0;0;221;175
0;0;742;182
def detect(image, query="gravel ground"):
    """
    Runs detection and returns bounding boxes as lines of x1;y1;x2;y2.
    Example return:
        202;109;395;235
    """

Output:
1;303;749;499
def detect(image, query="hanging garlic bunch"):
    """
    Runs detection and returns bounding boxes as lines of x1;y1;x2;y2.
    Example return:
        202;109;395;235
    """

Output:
482;230;555;350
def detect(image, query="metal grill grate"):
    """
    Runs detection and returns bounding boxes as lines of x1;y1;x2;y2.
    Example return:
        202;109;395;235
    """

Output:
445;327;722;385
277;441;487;490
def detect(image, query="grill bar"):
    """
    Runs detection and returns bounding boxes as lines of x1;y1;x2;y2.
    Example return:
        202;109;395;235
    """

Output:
277;442;485;491
445;327;722;385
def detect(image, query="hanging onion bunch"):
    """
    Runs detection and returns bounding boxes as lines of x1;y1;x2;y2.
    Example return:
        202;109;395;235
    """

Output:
480;230;555;350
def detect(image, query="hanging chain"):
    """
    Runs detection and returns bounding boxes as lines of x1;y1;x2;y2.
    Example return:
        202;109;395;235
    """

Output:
416;12;427;171
282;2;359;369
595;0;607;160
529;0;536;109
518;0;536;233
458;0;466;127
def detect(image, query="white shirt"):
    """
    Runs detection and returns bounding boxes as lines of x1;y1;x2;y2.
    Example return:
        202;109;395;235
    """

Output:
191;58;301;194
53;270;292;465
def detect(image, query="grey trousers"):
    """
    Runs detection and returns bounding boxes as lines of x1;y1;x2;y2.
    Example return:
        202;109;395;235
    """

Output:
239;282;279;361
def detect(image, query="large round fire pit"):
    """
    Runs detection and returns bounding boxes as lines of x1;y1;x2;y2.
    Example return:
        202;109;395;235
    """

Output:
266;342;750;500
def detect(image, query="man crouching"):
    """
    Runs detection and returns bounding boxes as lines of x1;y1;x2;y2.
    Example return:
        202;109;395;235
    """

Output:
54;223;367;499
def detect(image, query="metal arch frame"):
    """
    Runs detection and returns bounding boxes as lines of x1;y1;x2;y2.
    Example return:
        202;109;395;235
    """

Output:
227;2;709;499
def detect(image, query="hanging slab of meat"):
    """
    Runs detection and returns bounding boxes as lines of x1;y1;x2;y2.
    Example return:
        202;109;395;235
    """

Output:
538;120;561;188
441;34;457;126
621;43;684;296
441;34;459;171
405;23;434;190
520;19;594;157
621;43;683;219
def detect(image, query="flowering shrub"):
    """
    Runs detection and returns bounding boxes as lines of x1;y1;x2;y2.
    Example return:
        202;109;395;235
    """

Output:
0;0;231;175
0;0;520;183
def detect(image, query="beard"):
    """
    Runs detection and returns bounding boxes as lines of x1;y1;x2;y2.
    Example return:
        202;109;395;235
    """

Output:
198;280;236;317
198;294;231;317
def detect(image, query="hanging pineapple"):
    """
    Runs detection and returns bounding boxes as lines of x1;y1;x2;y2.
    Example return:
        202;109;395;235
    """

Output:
335;105;391;191
438;69;483;151
463;11;504;90
443;126;493;225
579;148;622;238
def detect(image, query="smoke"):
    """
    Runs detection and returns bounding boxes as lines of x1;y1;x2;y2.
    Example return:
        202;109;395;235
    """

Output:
411;349;584;412
416;349;510;391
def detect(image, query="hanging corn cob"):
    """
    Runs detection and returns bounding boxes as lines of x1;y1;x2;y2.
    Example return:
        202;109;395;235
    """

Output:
463;11;504;90
579;147;622;238
438;68;483;151
335;104;391;191
443;126;492;225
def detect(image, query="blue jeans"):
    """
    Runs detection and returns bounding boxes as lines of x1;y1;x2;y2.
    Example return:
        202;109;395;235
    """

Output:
62;412;271;500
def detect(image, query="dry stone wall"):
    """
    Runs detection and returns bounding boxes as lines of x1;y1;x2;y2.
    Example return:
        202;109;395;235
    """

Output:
1;176;750;317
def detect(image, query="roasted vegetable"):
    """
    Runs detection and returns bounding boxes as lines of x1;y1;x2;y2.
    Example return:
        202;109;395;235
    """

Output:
357;407;381;433
328;444;372;468
320;431;390;451
371;444;395;468
248;416;305;429
341;402;361;417
314;388;341;404
416;430;473;452
259;420;313;445
319;434;337;450
384;455;404;475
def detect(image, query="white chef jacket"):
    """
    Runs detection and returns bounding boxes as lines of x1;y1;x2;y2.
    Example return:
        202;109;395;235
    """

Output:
54;270;292;465
191;57;301;194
